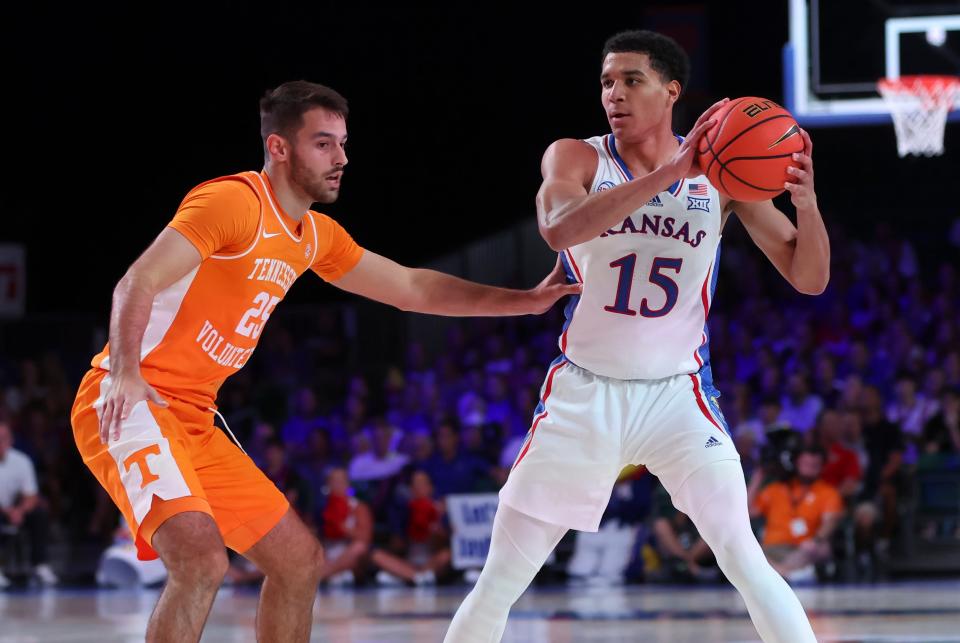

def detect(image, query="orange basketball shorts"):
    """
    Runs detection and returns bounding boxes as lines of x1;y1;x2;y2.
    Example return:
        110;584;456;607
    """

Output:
71;368;288;560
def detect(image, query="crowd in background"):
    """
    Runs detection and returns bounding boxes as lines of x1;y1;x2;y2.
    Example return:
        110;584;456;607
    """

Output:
1;216;959;588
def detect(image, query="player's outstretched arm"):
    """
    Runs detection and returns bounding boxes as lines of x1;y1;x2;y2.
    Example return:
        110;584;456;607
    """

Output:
331;251;580;316
99;229;201;443
729;129;829;295
537;98;728;251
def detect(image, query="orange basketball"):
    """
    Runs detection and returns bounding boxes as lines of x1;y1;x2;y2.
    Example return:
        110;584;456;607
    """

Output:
696;97;804;202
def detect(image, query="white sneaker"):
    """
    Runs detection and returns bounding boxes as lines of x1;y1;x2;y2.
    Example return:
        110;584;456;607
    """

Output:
376;570;404;586
34;564;58;586
0;570;10;589
413;570;436;586
327;570;354;587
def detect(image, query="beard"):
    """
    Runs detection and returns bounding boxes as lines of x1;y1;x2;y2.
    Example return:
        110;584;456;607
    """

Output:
290;150;340;204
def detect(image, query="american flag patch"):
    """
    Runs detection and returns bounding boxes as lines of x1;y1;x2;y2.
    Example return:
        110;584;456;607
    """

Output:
689;183;709;196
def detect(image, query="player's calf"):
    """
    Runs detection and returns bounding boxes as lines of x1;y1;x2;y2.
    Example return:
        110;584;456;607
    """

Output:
148;512;228;642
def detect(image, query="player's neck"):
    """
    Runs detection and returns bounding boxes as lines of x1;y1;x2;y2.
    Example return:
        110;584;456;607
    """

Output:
613;123;679;176
262;166;311;223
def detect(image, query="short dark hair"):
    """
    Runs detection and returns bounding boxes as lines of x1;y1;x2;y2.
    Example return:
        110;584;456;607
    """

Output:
259;80;349;147
601;30;691;94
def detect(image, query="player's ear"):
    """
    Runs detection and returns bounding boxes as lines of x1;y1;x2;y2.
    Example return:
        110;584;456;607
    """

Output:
667;80;681;104
265;133;290;162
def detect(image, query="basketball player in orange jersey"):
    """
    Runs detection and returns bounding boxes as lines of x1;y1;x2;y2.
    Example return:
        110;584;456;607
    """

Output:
445;31;828;642
70;81;580;643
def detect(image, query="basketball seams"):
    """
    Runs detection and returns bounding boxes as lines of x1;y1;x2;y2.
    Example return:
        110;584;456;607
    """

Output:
701;97;749;179
699;100;802;200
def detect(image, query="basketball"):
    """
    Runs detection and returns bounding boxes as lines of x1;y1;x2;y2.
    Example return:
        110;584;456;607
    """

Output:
696;97;805;202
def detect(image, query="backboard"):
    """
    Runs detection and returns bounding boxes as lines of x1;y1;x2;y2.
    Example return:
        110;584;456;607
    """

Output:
784;0;960;127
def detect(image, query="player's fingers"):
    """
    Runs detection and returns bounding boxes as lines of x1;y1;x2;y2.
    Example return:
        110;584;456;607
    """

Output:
792;152;812;171
786;166;808;181
563;283;583;296
99;400;113;444
801;128;813;155
112;399;126;442
687;118;717;143
697;97;730;124
146;385;169;408
120;396;133;421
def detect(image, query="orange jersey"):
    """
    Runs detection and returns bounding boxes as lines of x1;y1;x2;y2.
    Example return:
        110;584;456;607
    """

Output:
754;479;843;546
91;171;364;411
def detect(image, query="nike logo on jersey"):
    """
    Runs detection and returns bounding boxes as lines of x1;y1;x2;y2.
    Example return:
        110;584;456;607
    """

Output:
263;230;282;239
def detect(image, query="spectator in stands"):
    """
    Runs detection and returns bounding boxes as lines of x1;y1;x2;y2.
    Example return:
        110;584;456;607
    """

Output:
922;387;960;456
280;386;326;462
856;385;905;559
887;373;936;464
817;409;863;505
371;470;451;586
317;468;372;587
837;374;864;414
348;418;409;483
423;420;489;497
0;419;57;587
779;372;823;434
812;356;841;409
262;439;312;520
749;446;843;582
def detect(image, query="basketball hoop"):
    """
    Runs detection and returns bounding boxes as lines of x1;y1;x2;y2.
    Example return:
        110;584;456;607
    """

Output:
877;75;960;157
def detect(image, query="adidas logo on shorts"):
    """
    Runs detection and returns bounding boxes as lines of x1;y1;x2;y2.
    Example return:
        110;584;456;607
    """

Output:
705;436;722;448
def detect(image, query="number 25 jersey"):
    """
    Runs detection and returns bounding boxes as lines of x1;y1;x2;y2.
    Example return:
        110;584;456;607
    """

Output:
92;171;364;411
557;135;722;381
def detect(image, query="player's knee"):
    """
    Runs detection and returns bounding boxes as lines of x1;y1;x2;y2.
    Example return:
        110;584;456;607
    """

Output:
153;512;228;586
168;543;229;587
700;517;762;571
283;538;325;587
307;540;326;582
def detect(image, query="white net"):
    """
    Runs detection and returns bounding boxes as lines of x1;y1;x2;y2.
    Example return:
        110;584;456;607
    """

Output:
878;75;960;157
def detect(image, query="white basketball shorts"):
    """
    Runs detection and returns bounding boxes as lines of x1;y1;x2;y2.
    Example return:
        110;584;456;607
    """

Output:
499;357;740;532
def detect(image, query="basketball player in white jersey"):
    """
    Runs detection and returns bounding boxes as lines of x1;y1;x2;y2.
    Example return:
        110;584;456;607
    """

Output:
444;30;828;643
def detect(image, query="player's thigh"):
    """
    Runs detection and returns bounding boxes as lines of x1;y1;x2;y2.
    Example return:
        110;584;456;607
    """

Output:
500;363;623;533
632;375;740;516
152;510;227;577
242;508;324;579
72;372;213;559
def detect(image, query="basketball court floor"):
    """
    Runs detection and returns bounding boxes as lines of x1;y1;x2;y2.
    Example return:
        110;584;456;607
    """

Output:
2;581;958;642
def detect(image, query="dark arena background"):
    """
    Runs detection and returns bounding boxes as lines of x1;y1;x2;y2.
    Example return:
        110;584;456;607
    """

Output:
2;1;959;640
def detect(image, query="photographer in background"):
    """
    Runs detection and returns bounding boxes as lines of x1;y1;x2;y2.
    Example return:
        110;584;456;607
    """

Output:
749;445;843;583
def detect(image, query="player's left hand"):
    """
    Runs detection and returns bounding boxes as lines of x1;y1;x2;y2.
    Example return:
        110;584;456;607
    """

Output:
527;257;582;314
784;129;817;211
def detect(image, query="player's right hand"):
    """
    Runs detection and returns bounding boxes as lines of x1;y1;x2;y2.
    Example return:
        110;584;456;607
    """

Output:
98;371;169;444
670;97;729;179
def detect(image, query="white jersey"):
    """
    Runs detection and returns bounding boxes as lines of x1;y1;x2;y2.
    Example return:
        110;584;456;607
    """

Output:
557;134;722;382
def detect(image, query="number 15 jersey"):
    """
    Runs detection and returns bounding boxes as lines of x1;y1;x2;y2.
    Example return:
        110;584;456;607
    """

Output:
557;135;722;382
92;171;364;411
